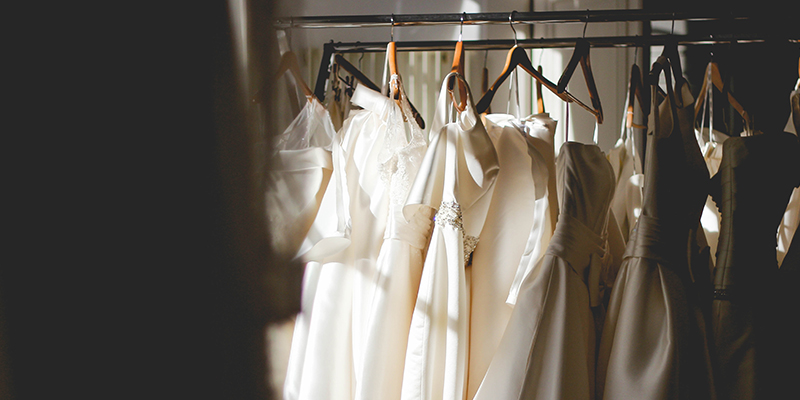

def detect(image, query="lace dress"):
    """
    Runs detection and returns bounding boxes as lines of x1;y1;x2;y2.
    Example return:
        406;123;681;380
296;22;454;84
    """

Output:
401;72;499;400
353;77;433;400
284;76;428;400
266;97;336;259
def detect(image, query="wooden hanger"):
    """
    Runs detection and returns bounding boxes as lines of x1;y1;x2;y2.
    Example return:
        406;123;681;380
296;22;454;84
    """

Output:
476;45;598;118
387;41;400;99
693;60;749;128
477;11;596;118
627;63;648;129
556;38;604;123
447;14;469;112
253;50;315;104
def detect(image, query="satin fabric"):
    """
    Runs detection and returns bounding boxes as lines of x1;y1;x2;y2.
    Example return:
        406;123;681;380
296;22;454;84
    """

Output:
504;113;559;306
607;97;644;243
401;72;499;400
466;113;556;400
695;128;730;269
710;132;800;400
472;142;619;400
597;79;716;400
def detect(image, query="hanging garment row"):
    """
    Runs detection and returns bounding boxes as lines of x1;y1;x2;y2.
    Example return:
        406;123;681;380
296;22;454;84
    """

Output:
264;18;800;400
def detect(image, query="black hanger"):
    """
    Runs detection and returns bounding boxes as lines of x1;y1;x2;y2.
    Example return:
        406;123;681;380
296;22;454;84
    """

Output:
556;38;604;124
333;53;425;129
312;49;426;129
659;16;685;107
476;12;597;117
650;55;680;129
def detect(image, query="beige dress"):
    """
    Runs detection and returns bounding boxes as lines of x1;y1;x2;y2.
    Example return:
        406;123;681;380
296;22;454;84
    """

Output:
597;79;716;400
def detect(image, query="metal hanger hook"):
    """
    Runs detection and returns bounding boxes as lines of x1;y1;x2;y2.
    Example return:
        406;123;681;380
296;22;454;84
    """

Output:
509;10;518;46
583;9;589;38
391;14;395;41
460;12;465;41
671;12;676;35
287;17;294;48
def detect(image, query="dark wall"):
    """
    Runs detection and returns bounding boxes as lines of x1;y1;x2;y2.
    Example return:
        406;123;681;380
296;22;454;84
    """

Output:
646;0;800;134
3;1;286;399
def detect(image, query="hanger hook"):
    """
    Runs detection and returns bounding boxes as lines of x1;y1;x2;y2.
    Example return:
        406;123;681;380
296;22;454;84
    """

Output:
709;34;715;60
391;14;395;42
460;12;465;41
509;10;518;46
671;12;676;35
287;17;294;47
583;9;589;38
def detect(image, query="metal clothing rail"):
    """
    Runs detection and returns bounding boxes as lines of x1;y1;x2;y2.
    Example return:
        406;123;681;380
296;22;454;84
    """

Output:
275;9;751;29
313;34;799;100
324;34;790;53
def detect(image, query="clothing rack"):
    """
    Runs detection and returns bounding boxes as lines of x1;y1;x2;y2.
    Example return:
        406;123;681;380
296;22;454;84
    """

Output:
313;34;797;101
280;9;799;107
275;9;752;29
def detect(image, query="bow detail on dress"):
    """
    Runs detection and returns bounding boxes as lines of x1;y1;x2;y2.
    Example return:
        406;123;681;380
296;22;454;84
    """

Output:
546;213;611;307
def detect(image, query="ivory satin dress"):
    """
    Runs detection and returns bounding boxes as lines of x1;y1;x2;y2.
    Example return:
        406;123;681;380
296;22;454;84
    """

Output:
472;142;620;400
401;72;499;400
466;112;558;400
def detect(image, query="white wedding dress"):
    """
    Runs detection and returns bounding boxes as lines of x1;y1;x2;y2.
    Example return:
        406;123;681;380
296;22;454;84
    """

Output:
284;74;428;400
266;96;336;259
473;142;619;400
466;112;558;400
401;72;499;400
